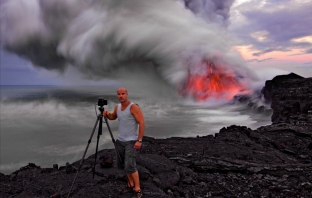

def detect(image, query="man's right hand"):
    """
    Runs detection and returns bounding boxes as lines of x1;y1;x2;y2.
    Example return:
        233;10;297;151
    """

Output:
103;110;109;117
102;105;117;120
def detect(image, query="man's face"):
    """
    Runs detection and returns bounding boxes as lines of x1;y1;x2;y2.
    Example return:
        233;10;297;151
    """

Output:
117;89;128;103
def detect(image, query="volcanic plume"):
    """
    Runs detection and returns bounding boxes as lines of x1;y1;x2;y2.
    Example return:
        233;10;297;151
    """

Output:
180;58;246;100
0;0;258;101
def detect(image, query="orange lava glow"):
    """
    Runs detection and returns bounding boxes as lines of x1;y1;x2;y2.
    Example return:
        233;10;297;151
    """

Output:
181;60;245;100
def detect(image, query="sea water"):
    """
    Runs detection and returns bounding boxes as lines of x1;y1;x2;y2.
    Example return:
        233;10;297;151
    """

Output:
0;85;271;174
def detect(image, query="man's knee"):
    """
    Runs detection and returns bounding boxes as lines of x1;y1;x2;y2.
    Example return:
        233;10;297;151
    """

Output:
124;156;137;174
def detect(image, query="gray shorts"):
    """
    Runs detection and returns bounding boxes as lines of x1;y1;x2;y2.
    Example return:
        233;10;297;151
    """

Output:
115;140;137;174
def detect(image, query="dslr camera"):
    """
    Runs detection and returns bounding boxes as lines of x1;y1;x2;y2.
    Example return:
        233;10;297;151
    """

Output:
98;98;107;107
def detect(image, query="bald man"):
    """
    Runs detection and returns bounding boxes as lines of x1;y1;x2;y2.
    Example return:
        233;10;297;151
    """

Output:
103;87;144;198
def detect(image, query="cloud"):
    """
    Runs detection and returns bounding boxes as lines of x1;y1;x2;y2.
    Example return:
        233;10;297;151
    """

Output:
306;48;312;53
247;58;274;63
230;0;312;57
296;65;312;71
183;0;235;27
252;48;290;57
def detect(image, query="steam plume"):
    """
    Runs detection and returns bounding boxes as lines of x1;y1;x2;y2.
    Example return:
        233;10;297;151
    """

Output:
1;0;257;97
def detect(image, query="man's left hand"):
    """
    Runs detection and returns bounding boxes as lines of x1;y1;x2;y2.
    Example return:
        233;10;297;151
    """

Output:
134;141;142;150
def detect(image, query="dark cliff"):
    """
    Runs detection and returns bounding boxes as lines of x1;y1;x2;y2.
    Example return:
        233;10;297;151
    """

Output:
262;73;312;124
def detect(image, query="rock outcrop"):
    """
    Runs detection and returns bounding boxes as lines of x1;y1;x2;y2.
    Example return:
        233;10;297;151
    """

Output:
261;73;312;124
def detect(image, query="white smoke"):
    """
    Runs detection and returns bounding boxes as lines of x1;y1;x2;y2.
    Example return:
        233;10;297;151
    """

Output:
0;0;258;93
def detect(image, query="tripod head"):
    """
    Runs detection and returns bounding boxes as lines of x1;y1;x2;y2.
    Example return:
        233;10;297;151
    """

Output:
98;106;105;113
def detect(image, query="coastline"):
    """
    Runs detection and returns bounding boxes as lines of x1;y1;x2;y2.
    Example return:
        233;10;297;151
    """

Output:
1;73;311;198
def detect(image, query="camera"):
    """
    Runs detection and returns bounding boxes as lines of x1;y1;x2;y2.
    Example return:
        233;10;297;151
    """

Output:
98;98;107;106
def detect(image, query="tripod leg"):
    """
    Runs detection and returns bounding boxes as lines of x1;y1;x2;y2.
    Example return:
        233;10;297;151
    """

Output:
103;116;124;165
103;116;115;142
67;116;100;198
93;115;103;178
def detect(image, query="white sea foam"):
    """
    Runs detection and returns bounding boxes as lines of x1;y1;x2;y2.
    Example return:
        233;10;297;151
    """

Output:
1;100;92;124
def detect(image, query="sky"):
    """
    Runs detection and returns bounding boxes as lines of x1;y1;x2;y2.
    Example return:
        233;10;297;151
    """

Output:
0;0;311;85
230;0;312;77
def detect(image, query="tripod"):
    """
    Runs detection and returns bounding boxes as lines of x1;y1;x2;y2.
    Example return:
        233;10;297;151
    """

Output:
67;105;125;198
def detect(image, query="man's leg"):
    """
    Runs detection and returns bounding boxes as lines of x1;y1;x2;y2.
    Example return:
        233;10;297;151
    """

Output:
116;140;131;187
128;171;140;191
124;141;140;191
126;174;134;187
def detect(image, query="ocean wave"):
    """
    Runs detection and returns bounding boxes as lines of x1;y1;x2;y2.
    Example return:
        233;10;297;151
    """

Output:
0;99;96;124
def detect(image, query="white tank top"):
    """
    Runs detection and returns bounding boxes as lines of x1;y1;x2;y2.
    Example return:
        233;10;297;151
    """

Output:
117;103;138;141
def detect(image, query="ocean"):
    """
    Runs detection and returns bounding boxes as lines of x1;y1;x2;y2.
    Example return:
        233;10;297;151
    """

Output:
0;85;272;174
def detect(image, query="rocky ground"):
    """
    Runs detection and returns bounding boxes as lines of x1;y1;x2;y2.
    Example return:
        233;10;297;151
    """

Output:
1;73;312;198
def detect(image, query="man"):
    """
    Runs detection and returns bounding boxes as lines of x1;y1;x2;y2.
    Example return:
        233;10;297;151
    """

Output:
103;87;144;198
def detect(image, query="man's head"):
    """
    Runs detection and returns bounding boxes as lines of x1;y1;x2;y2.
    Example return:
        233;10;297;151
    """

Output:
117;87;128;104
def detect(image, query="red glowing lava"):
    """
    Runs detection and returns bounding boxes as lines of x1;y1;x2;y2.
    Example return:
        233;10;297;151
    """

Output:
180;60;245;100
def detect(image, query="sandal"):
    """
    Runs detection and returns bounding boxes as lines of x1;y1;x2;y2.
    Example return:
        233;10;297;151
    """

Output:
132;189;143;198
120;185;134;194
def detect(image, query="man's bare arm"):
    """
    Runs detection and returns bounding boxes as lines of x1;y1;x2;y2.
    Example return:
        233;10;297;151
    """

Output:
131;104;145;141
103;105;118;120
